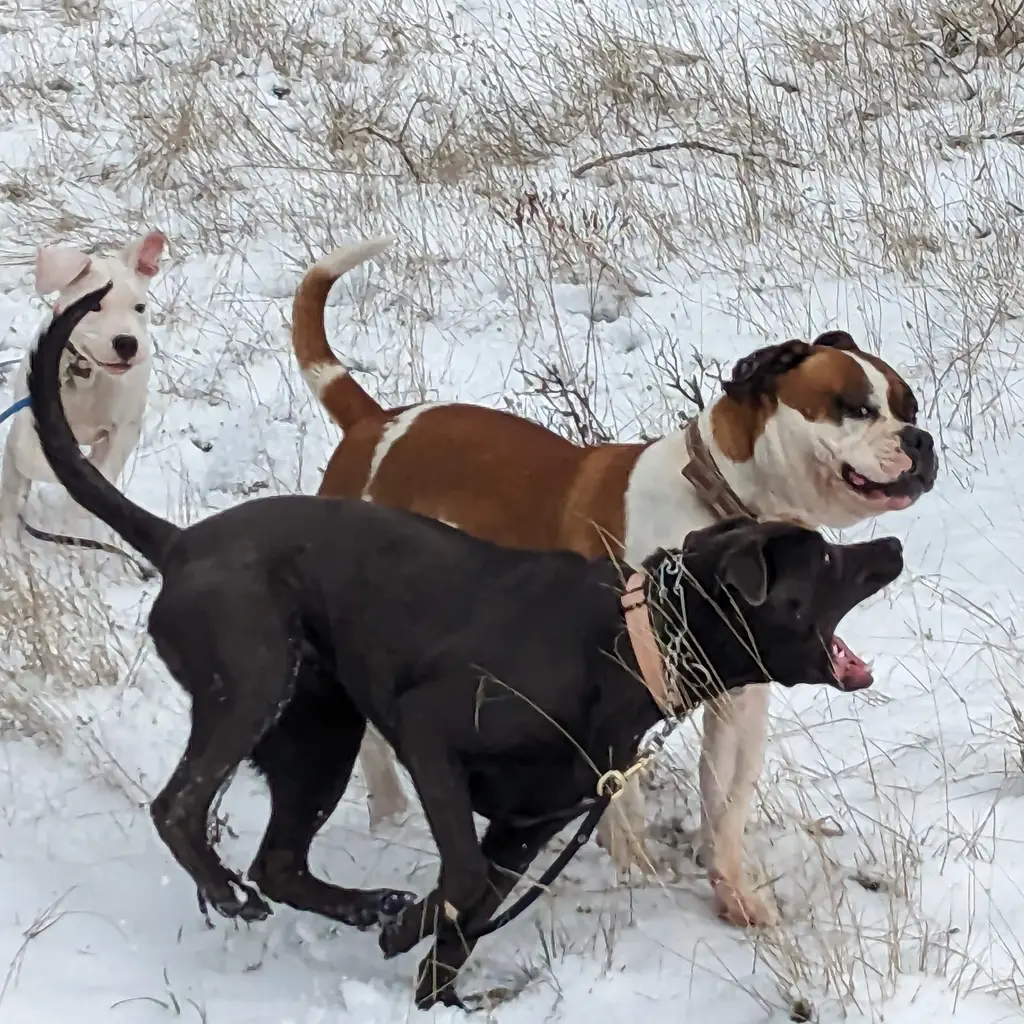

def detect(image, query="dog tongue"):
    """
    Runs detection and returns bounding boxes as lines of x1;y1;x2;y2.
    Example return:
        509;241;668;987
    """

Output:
830;636;873;690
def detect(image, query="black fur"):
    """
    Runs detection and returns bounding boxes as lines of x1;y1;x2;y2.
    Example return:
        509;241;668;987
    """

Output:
28;289;905;1011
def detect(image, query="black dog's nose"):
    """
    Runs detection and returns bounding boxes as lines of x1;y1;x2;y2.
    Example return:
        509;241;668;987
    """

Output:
112;334;138;360
877;536;904;560
899;425;933;461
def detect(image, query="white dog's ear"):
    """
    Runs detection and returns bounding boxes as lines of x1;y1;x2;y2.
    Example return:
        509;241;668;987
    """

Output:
120;230;167;279
34;246;91;295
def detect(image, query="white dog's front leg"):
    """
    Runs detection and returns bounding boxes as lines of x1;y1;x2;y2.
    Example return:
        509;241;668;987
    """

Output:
0;436;30;541
699;685;776;928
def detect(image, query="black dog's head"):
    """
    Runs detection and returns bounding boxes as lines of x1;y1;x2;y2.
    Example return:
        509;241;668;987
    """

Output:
642;517;903;703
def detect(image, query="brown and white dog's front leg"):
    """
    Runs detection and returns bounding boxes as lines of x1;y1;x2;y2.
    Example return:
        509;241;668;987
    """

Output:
360;727;410;828
595;777;656;879
698;684;778;928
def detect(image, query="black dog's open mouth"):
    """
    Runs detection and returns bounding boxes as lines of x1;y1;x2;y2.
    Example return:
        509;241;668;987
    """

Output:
829;635;873;690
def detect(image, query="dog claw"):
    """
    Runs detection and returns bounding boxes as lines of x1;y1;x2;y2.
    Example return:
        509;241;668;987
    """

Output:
416;987;467;1011
378;893;423;960
377;889;417;923
207;881;273;923
348;888;417;934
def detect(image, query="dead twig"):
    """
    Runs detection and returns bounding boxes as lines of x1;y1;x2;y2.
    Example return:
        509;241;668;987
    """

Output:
520;362;612;445
571;139;803;178
352;95;429;184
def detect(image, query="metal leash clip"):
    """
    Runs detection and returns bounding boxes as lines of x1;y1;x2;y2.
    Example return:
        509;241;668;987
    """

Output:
595;717;678;798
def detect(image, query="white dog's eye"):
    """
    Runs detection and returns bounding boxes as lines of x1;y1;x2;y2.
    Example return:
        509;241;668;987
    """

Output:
134;303;146;313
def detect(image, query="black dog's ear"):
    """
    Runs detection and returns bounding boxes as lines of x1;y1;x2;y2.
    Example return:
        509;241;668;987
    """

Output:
722;340;813;403
681;516;749;553
813;330;859;352
716;520;818;607
718;536;769;606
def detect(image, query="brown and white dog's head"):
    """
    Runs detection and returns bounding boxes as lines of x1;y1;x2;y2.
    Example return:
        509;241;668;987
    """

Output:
33;231;166;377
712;331;937;529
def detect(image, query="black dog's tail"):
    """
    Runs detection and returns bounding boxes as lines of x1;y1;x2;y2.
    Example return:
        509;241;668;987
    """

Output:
28;284;180;572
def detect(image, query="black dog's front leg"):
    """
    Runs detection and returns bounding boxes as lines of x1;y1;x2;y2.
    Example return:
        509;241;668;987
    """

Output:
412;817;565;1011
379;744;490;961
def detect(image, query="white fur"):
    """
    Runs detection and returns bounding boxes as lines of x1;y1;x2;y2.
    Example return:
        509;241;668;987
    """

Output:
362;404;452;501
313;236;396;281
301;362;348;401
0;232;166;540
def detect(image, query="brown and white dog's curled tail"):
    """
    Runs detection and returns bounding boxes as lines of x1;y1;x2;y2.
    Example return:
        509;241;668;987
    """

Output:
291;236;395;432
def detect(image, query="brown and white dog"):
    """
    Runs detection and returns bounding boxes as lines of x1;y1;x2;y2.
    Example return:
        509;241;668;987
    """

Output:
291;237;938;928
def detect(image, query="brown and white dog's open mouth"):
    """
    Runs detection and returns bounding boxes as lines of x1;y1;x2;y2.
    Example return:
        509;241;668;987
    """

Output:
840;463;918;513
830;635;873;690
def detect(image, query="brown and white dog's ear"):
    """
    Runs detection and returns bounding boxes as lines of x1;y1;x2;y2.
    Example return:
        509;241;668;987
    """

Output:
120;230;167;279
722;339;813;402
34;246;91;296
812;330;859;352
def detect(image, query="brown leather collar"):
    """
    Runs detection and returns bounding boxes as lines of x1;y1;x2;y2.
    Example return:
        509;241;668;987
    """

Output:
681;417;753;521
621;572;676;713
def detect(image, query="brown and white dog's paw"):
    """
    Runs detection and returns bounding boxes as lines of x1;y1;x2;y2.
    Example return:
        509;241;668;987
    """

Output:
708;870;779;929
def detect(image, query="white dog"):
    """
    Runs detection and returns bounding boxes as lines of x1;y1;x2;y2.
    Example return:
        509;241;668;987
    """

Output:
0;231;166;541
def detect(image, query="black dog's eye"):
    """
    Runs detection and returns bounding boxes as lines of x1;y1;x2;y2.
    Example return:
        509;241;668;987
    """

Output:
134;303;146;313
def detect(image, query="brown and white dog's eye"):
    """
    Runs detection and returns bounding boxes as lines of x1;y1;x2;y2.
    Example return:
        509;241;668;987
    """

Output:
836;397;877;421
134;303;146;313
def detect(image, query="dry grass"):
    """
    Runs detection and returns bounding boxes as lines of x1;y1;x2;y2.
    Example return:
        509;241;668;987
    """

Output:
0;0;1023;1016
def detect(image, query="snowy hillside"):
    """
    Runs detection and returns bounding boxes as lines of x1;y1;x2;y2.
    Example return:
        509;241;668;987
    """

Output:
1;0;1024;1020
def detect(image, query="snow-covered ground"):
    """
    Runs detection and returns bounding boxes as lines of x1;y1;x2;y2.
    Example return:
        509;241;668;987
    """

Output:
1;0;1024;1020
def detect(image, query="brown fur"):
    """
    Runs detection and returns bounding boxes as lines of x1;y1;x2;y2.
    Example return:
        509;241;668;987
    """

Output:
776;348;873;423
290;250;663;552
320;404;648;556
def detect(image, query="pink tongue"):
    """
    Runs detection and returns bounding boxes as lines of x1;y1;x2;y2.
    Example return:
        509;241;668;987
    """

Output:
830;636;873;690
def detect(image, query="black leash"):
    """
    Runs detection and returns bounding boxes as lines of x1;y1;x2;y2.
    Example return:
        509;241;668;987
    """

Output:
465;793;612;940
464;719;679;939
18;514;156;580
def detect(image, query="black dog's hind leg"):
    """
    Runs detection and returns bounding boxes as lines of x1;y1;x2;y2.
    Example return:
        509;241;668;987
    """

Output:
410;818;565;1010
247;668;415;929
148;597;299;923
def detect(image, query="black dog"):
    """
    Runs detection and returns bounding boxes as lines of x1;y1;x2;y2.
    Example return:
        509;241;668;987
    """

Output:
29;287;905;1010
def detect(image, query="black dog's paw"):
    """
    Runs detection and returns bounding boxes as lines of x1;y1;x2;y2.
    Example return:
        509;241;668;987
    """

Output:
352;888;418;932
207;880;273;923
377;889;418;923
415;980;467;1011
378;897;426;960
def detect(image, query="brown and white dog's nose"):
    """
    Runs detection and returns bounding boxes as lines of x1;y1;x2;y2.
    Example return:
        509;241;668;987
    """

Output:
899;425;937;481
112;334;138;361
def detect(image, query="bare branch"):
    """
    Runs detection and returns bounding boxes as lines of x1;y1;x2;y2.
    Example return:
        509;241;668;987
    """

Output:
571;139;803;178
